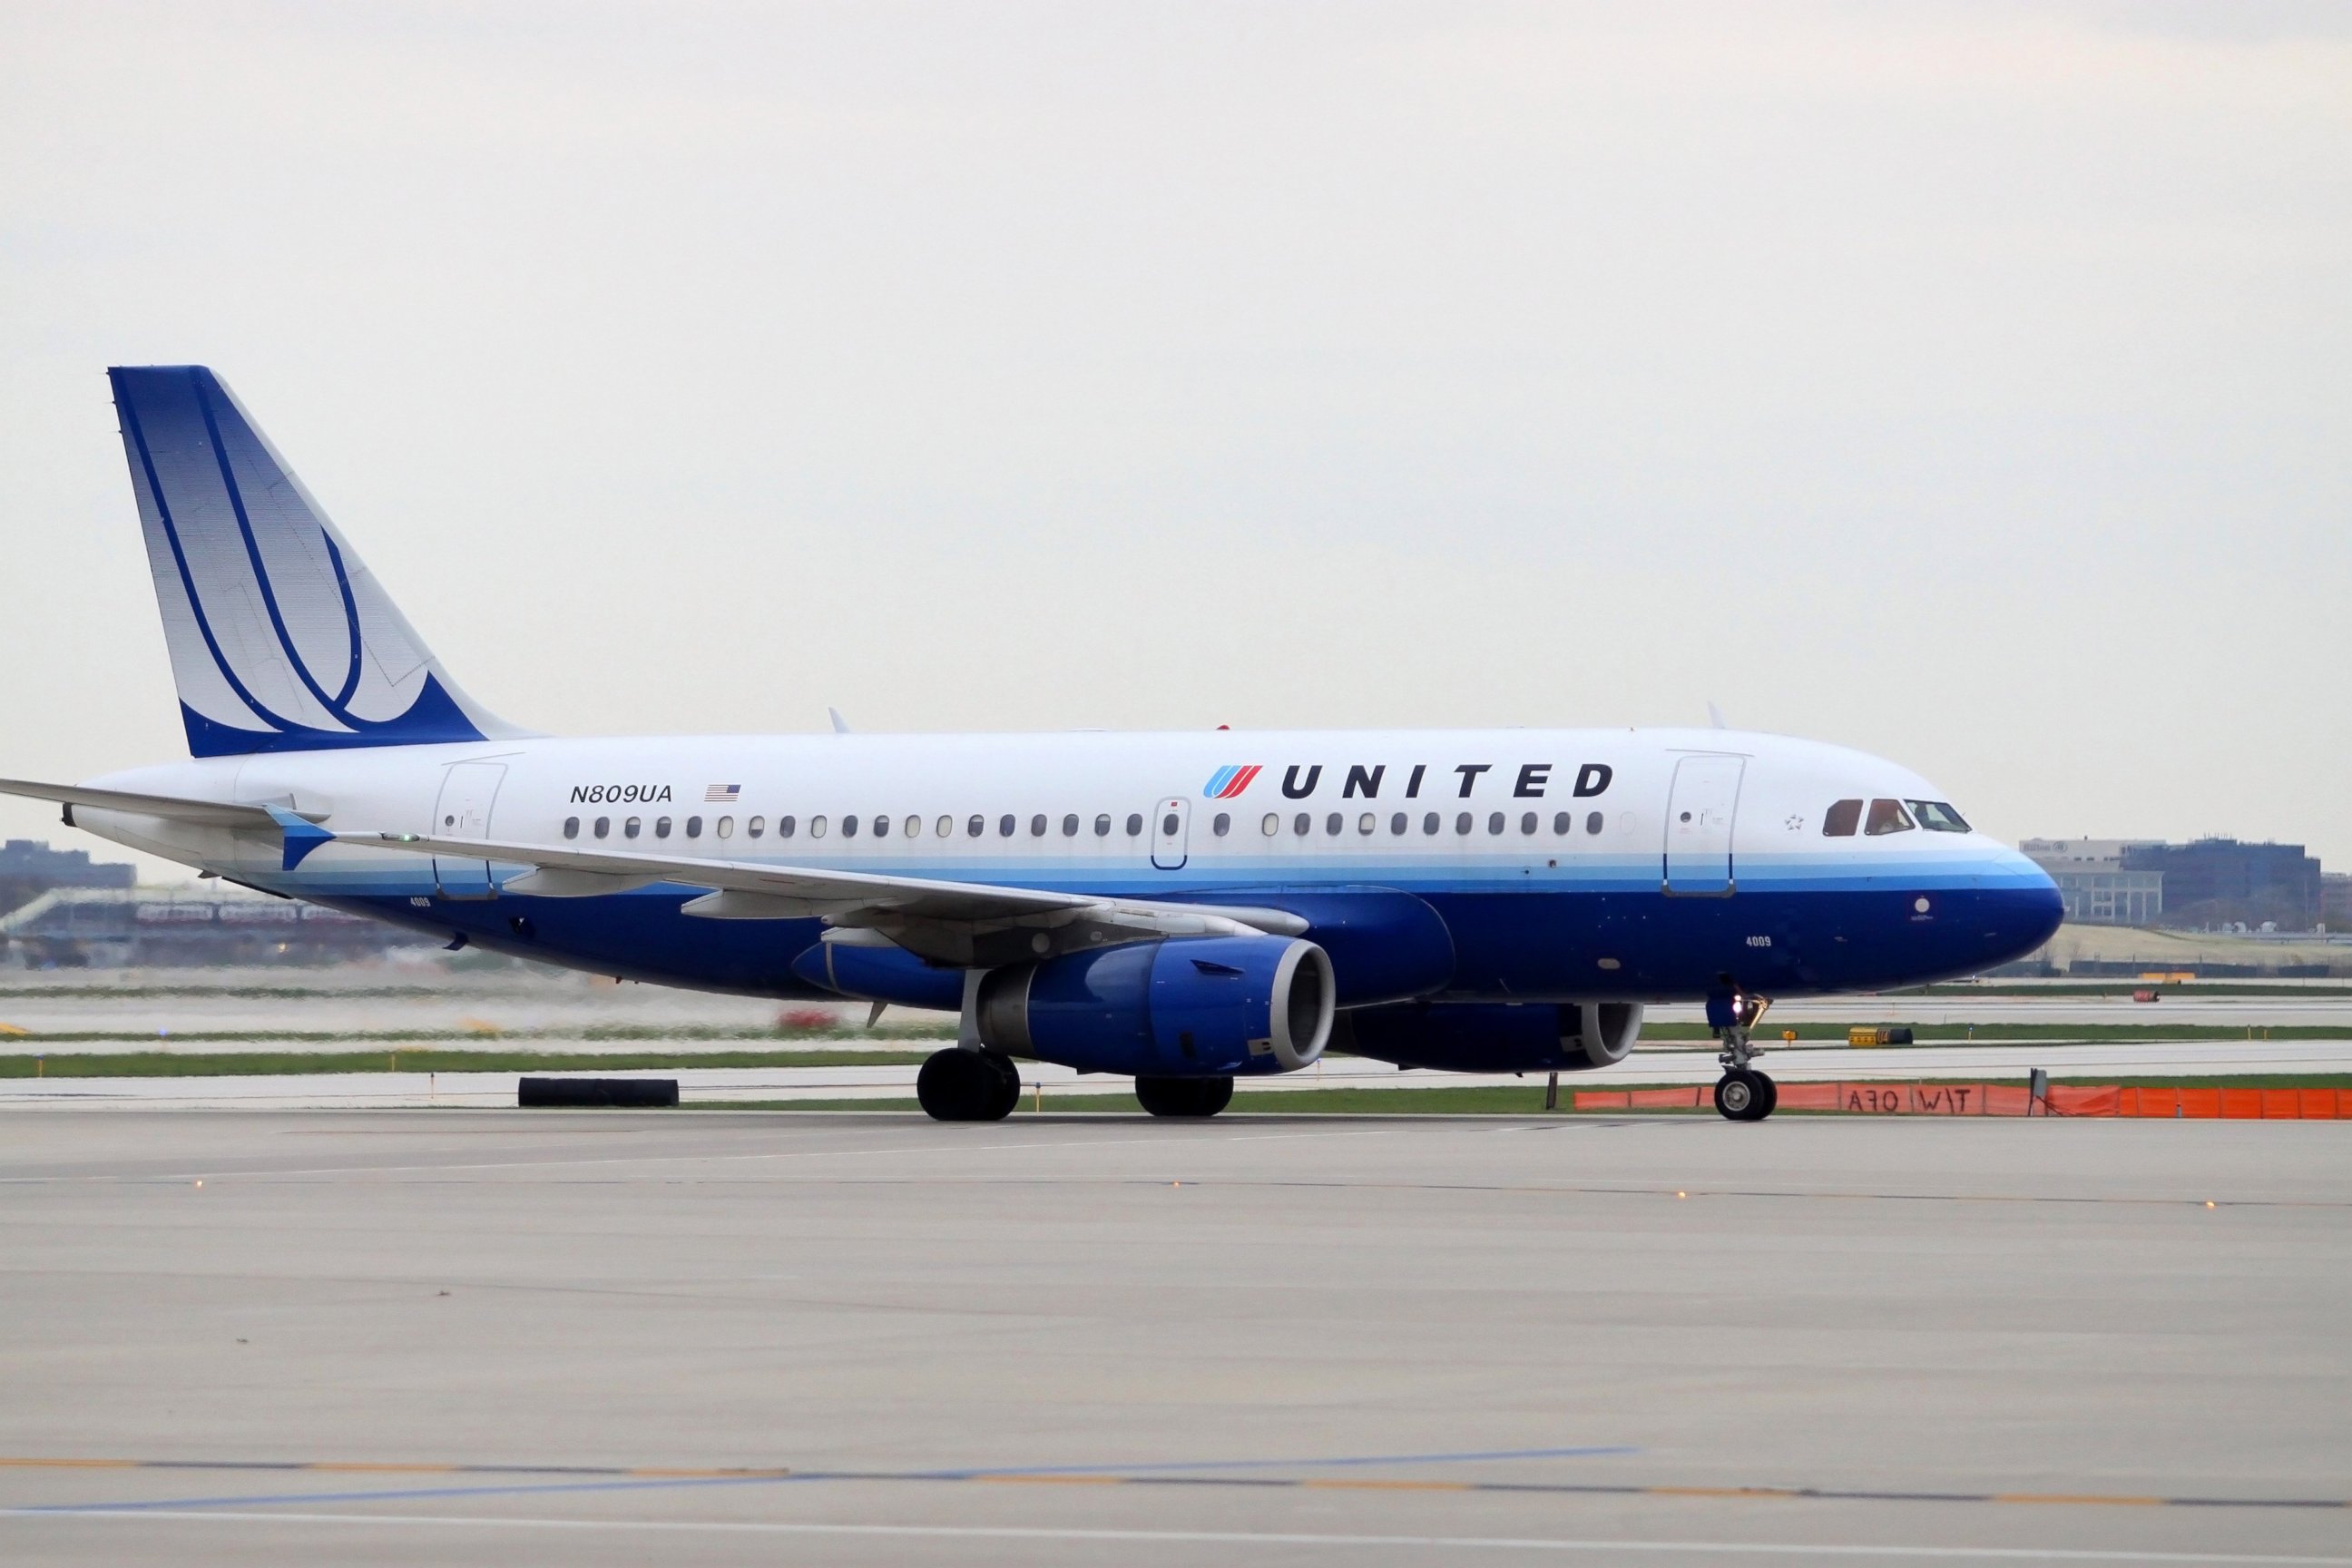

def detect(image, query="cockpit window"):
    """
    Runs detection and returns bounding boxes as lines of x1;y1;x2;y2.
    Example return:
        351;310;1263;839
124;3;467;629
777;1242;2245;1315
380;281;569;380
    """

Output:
1822;799;1862;837
1907;799;1970;833
1865;798;1915;836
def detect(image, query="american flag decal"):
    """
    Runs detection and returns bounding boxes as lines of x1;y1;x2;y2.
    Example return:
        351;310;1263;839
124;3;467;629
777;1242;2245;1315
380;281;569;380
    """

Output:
705;784;742;803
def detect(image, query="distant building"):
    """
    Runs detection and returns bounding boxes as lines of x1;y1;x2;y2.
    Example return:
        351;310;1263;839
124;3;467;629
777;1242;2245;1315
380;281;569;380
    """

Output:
2122;839;2322;932
0;838;135;917
2019;838;2164;926
0;885;433;968
2322;874;2352;935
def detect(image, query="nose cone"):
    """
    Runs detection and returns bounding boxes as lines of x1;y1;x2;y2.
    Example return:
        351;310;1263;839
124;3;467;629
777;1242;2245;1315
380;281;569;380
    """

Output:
1983;848;2063;967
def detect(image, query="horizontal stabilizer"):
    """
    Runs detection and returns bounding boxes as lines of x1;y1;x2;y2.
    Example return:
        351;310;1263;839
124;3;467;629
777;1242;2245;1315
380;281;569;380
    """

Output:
0;776;311;830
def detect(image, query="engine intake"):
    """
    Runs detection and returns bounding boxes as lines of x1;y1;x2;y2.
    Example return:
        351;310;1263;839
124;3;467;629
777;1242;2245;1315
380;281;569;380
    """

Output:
977;936;1334;1077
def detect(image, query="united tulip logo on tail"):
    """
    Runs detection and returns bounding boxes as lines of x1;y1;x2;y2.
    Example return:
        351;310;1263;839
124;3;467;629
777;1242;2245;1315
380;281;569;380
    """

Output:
1203;765;1261;799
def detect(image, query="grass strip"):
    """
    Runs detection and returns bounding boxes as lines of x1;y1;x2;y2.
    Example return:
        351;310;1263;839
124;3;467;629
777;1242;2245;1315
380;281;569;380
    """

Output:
0;1049;931;1078
696;1072;2352;1115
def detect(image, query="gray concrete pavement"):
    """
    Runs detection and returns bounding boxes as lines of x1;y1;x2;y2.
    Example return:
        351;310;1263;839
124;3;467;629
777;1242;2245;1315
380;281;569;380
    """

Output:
0;1111;2347;1564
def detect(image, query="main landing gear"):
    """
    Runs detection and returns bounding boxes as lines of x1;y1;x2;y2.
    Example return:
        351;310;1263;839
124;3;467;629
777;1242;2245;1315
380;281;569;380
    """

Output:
1710;992;1779;1122
1134;1076;1234;1119
916;1047;1021;1122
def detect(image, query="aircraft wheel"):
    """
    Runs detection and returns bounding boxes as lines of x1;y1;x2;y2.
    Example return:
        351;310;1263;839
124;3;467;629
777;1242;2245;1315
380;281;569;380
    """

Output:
1135;1075;1235;1118
981;1050;1023;1121
1754;1072;1779;1121
917;1048;1001;1122
1713;1069;1767;1122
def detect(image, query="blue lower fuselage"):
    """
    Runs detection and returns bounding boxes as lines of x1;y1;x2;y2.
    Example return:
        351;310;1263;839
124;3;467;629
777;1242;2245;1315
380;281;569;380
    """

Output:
302;859;2062;1007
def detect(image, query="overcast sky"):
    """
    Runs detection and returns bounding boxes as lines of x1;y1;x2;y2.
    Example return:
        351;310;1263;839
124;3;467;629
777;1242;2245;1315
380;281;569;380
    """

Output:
3;2;2347;877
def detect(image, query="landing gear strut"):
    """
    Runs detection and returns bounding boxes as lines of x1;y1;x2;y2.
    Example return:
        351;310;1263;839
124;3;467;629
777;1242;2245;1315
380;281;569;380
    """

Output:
916;1047;1021;1122
1710;992;1778;1122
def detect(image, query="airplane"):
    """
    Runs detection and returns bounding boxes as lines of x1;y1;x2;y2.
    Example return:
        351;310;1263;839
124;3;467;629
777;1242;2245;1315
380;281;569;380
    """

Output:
0;367;2064;1122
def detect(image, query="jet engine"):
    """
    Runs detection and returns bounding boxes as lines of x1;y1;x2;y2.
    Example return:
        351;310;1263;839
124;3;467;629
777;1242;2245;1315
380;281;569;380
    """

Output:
976;936;1334;1078
1337;1000;1643;1073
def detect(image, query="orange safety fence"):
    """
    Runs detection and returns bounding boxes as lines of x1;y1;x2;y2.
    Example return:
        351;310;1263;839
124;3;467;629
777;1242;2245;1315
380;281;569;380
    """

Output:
1571;1083;2352;1118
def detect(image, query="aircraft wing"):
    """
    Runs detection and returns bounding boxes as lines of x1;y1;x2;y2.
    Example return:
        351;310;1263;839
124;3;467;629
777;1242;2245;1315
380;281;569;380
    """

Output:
0;774;1308;965
329;825;1306;967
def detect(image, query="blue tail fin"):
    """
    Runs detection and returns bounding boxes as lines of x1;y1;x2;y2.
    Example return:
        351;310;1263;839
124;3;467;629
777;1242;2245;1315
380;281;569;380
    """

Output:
108;366;524;758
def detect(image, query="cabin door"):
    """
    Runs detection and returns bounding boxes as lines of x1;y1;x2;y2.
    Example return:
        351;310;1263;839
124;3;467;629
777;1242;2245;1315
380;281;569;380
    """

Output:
431;762;507;899
1662;755;1743;897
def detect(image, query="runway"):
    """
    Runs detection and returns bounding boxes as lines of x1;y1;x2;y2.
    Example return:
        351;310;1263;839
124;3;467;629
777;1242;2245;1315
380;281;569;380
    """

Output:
0;1111;2347;1564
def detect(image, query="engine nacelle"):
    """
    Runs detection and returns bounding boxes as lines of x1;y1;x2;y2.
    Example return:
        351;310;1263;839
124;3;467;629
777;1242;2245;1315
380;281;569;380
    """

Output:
977;936;1334;1077
1338;1001;1643;1073
789;939;965;1011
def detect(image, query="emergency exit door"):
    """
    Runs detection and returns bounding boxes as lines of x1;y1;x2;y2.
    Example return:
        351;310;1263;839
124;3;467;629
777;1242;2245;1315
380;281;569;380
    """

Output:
1151;797;1191;870
1662;755;1743;896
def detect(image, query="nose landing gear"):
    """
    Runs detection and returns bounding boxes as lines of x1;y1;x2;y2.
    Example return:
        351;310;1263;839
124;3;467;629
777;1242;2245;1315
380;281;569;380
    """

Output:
1710;992;1778;1122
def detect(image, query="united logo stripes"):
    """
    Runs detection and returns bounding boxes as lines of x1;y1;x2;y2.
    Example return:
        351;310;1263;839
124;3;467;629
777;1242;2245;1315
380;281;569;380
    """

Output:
1203;765;1261;800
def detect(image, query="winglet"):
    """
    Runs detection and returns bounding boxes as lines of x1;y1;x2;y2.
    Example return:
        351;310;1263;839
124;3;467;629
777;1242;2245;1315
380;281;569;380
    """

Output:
1707;701;1729;730
828;708;852;735
263;805;335;871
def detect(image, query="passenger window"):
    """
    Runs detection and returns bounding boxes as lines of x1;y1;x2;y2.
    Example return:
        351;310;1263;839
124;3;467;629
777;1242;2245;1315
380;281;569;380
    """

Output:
1423;812;1439;835
841;815;858;838
563;817;580;839
1262;813;1280;836
1094;813;1112;837
1552;811;1570;835
1062;814;1079;837
777;815;796;838
1907;799;1971;833
1823;799;1863;837
1326;812;1342;836
624;817;642;838
1161;811;1180;837
684;816;702;838
748;816;764;838
906;815;922;838
1030;814;1047;837
1125;813;1144;837
1520;811;1537;835
593;816;611;839
1865;799;1915;836
968;815;985;838
1390;812;1406;835
936;815;952;838
1357;813;1375;835
808;815;826;838
998;814;1015;837
1487;812;1505;835
1585;811;1603;835
1293;813;1311;836
1213;812;1230;837
654;817;672;838
874;815;891;838
1455;812;1472;834
717;817;733;839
